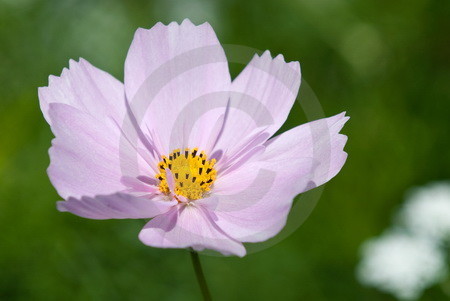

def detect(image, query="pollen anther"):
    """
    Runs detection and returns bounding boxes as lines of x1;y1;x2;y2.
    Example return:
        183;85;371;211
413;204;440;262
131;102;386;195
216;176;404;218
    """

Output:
155;148;217;200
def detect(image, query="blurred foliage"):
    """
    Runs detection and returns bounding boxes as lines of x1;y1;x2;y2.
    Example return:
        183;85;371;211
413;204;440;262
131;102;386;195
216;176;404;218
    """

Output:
0;0;449;300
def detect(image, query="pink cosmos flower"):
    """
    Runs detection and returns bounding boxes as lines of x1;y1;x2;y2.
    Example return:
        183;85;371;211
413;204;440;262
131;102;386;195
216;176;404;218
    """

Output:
39;19;348;257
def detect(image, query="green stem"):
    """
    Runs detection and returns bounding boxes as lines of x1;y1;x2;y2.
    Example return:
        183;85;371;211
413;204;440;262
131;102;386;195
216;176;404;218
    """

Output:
190;250;212;301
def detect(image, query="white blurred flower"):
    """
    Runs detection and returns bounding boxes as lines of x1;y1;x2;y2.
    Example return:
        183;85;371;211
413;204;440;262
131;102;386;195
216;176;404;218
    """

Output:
398;182;450;242
357;230;447;300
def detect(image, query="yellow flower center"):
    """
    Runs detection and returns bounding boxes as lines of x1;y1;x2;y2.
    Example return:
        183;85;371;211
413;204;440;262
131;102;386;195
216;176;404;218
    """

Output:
155;148;217;200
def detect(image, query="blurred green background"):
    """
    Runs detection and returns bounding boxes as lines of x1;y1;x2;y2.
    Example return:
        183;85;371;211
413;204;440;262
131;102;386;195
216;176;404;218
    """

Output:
1;0;449;300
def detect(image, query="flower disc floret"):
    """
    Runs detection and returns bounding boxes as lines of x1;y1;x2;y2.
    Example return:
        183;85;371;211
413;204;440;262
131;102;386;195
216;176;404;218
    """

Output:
155;148;217;200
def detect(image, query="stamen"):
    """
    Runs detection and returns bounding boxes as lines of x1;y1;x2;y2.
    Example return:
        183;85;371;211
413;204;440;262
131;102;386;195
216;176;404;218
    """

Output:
155;148;217;200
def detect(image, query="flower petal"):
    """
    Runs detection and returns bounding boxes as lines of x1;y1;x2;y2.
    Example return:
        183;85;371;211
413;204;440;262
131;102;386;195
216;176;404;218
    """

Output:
202;113;349;243
39;58;125;126
124;19;231;154
262;112;349;188
57;192;176;219
47;103;150;199
201;157;317;243
212;51;300;161
139;204;246;257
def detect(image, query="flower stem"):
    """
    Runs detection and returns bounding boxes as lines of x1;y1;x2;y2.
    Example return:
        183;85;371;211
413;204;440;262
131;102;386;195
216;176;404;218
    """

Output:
190;250;212;301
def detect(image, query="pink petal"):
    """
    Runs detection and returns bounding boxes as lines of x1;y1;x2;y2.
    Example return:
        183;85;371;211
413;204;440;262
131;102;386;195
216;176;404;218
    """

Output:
39;58;159;199
262;112;349;188
39;58;125;126
121;176;159;196
124;19;231;154
139;204;246;257
47;103;150;199
57;192;176;219
212;51;300;161
201;157;317;243
215;127;270;174
201;113;348;243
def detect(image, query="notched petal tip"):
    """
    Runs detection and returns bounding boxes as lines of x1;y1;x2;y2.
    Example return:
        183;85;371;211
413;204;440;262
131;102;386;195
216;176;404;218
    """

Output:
137;18;208;33
39;57;90;89
259;49;272;59
332;111;351;132
275;53;285;61
258;50;301;69
247;50;301;79
177;18;212;28
180;18;195;26
68;58;78;69
338;111;349;119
